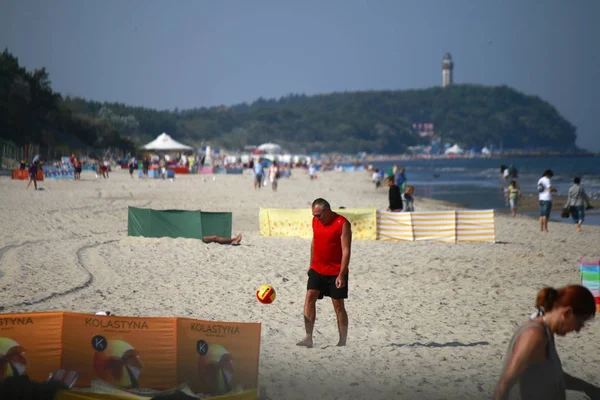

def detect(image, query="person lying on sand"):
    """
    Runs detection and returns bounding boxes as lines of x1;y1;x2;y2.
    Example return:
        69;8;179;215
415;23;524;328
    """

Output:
202;233;242;245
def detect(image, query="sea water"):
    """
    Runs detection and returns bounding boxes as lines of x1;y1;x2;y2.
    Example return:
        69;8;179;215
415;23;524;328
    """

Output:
365;155;600;225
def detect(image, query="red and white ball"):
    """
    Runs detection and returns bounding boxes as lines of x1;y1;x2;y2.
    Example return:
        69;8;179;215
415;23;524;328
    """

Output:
256;285;276;304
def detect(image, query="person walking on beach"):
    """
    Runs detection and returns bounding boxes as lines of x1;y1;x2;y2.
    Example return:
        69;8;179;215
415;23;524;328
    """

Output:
537;169;557;232
26;156;40;190
253;158;264;190
508;180;521;217
128;156;136;179
297;198;352;348
494;284;598;400
268;160;280;192
159;157;167;179
385;176;403;212
142;157;150;179
372;169;382;190
74;158;82;180
565;176;594;232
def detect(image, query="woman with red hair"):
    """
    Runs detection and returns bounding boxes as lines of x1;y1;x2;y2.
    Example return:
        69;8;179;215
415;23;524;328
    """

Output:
495;285;598;399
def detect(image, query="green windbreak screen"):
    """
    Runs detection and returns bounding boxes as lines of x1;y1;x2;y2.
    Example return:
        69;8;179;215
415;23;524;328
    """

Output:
128;207;152;237
152;209;204;239
128;207;232;240
200;212;232;238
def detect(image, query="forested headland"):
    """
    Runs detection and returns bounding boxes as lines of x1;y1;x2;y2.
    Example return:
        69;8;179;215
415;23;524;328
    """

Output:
2;49;578;155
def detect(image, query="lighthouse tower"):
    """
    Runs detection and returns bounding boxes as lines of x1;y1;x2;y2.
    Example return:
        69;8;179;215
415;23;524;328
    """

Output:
442;52;453;87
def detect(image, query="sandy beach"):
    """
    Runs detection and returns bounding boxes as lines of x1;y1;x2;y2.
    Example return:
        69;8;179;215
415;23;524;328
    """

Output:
0;169;598;399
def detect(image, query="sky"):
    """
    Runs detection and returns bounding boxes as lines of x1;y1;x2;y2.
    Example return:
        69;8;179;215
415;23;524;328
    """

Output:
2;0;599;151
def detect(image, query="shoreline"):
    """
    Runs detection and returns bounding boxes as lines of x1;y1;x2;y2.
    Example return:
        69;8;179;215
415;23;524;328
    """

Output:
363;153;599;162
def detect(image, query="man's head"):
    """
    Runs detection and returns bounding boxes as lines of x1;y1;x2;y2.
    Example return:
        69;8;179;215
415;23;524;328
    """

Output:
312;198;335;224
385;176;395;187
543;169;554;178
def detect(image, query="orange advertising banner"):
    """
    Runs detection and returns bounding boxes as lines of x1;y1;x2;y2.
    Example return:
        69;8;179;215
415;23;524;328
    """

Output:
176;318;262;395
0;312;261;398
0;312;62;382
61;313;177;389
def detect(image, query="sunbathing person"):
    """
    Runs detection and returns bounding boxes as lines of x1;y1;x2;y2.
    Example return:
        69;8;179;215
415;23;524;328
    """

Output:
203;233;242;245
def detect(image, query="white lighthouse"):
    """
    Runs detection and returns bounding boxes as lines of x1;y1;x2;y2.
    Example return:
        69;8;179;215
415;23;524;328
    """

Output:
442;52;453;87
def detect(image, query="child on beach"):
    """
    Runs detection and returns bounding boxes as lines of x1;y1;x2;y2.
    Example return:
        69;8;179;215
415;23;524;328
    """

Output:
507;180;521;217
372;169;382;190
402;185;415;212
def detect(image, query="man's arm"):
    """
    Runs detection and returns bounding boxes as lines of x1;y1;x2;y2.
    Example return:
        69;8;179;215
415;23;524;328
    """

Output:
339;221;352;276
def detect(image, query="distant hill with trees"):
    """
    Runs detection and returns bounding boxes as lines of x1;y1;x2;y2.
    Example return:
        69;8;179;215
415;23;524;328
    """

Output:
2;48;578;155
0;49;133;157
63;85;579;154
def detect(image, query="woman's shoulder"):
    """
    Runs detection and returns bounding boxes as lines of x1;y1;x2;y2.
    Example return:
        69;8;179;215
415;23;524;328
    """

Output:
512;320;548;348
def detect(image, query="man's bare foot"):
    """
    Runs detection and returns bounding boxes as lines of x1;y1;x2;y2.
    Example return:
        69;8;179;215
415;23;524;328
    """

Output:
296;336;313;348
336;340;346;347
231;233;242;245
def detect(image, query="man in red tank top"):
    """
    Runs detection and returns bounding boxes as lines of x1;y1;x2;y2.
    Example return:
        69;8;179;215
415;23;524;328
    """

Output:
297;198;352;348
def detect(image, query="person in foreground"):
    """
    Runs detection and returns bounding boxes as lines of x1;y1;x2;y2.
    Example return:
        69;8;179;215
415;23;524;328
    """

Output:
494;285;599;400
202;233;242;245
297;198;352;348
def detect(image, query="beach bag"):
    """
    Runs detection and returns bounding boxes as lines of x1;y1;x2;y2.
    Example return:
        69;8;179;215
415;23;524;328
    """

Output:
561;207;570;219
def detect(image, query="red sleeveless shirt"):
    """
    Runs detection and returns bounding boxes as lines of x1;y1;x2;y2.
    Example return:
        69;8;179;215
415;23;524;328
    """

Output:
311;213;349;276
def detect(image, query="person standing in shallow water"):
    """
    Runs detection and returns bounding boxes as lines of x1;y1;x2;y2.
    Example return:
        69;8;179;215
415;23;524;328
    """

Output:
297;198;352;348
494;285;599;400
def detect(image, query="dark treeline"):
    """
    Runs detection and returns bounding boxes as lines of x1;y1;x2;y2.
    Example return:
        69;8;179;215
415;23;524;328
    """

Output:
0;49;134;156
2;48;577;155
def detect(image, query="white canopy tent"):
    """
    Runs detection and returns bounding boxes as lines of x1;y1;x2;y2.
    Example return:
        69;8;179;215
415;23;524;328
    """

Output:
142;133;193;151
257;142;282;153
444;144;464;155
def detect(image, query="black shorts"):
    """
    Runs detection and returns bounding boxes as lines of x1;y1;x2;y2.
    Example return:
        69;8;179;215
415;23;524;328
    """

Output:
307;268;348;300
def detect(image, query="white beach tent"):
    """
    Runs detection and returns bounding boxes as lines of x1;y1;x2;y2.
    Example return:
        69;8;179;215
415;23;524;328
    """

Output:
142;133;193;151
257;142;282;153
481;146;492;156
444;144;464;155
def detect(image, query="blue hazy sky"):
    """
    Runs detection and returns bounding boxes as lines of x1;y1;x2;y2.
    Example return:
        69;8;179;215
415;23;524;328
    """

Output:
2;0;599;150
